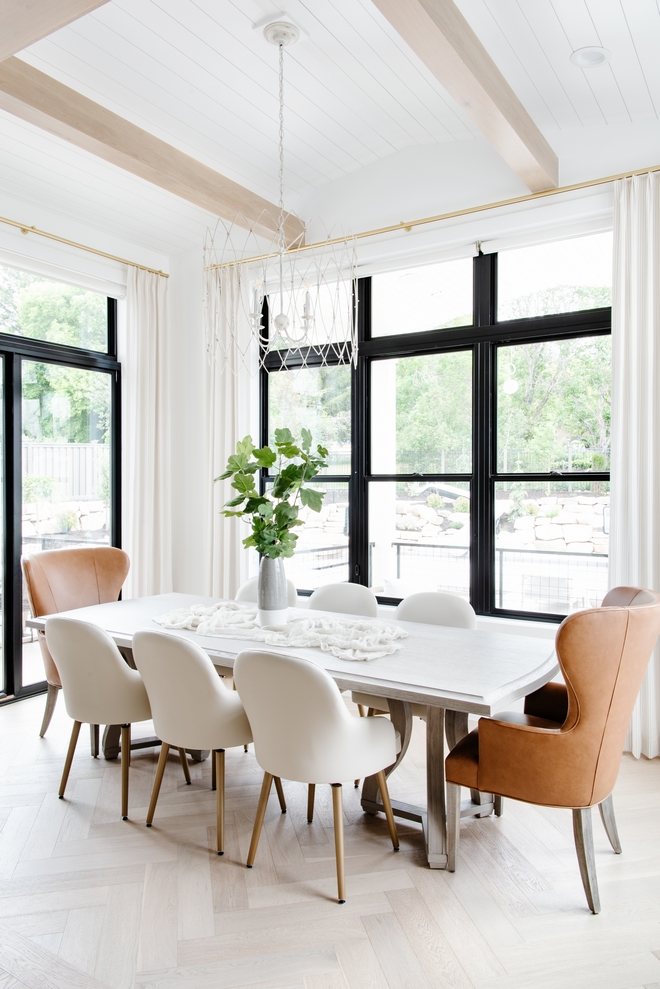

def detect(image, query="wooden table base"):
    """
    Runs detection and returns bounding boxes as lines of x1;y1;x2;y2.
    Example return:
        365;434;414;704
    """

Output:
101;724;209;763
360;702;494;869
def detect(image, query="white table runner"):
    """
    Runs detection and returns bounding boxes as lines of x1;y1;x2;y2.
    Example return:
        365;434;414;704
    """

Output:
153;601;407;661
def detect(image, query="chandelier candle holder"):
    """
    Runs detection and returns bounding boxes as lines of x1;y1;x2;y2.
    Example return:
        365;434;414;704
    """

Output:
205;17;358;376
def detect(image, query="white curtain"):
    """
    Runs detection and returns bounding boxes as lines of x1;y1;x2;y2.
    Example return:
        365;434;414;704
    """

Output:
610;171;660;758
122;267;173;598
204;265;257;598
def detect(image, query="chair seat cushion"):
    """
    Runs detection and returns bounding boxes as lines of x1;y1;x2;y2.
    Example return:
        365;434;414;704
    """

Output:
445;712;560;789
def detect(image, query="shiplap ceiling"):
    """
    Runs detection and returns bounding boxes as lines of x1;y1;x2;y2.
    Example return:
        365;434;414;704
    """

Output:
454;0;660;130
0;0;658;255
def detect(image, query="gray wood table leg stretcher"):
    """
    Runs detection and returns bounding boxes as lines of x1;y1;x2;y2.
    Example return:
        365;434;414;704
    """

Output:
360;703;499;869
361;700;448;869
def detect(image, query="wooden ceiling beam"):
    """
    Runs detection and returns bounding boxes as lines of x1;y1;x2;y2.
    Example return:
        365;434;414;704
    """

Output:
0;0;111;62
0;57;303;242
372;0;558;192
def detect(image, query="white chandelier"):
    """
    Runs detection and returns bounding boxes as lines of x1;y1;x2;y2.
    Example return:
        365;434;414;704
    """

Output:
205;18;358;374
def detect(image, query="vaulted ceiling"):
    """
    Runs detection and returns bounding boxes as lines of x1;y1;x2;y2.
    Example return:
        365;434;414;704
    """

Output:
0;0;657;255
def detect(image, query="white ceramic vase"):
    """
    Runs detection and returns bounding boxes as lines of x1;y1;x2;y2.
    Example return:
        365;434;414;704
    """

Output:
257;556;288;626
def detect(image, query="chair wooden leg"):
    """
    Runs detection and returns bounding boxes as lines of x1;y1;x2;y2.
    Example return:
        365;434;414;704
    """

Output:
211;750;216;790
247;773;273;868
59;720;82;798
90;724;100;758
146;742;170;826
331;783;346;903
307;783;316;823
376;770;399;850
599;794;622;854
178;748;191;785
274;776;287;813
121;725;131;820
572;807;601;914
215;749;225;855
357;704;365;717
39;683;60;737
446;782;461;872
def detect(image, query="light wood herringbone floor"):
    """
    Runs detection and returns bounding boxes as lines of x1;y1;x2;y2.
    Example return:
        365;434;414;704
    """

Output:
1;692;660;989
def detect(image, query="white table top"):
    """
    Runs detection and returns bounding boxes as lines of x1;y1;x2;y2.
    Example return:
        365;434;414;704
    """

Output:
29;592;558;716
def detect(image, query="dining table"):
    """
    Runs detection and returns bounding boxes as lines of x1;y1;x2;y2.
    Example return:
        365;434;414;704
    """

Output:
28;591;558;869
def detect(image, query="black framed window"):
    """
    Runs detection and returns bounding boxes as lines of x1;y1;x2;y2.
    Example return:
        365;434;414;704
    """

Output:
261;231;612;623
0;267;121;701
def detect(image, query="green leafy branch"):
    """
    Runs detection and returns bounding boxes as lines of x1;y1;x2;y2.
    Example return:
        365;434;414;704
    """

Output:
215;428;328;558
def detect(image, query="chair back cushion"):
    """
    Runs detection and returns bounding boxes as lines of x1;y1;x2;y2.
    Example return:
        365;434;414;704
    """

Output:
394;591;476;629
23;547;129;688
132;630;251;751
308;583;378;618
45;617;150;726
602;586;658;607
22;547;129;617
559;597;660;803
234;649;397;783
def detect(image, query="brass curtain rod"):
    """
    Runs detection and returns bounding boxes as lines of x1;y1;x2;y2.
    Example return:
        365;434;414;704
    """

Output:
0;214;169;278
208;161;660;271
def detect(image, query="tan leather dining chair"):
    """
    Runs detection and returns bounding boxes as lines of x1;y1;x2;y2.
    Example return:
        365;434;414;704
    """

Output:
22;547;130;743
445;588;660;913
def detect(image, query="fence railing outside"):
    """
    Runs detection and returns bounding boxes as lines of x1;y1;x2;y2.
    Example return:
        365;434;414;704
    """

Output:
23;443;109;500
393;541;608;613
286;544;349;586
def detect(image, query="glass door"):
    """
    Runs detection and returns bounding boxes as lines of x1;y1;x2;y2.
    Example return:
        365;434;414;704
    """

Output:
0;262;120;701
20;360;113;685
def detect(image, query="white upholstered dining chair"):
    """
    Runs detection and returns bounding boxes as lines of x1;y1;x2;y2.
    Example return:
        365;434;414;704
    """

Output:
308;582;378;618
131;629;285;855
234;649;400;903
45;616;151;820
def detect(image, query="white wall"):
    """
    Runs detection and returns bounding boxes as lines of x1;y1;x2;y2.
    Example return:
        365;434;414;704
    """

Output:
0;191;169;294
168;245;208;595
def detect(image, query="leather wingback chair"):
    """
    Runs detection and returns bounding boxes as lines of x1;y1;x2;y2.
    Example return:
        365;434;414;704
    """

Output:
445;588;660;913
22;547;130;740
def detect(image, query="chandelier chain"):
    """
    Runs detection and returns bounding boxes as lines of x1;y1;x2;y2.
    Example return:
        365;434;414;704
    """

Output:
278;41;285;256
204;21;357;376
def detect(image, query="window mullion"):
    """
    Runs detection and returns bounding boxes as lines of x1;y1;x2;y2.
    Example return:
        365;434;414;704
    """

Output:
351;278;369;584
4;353;22;696
471;253;496;615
